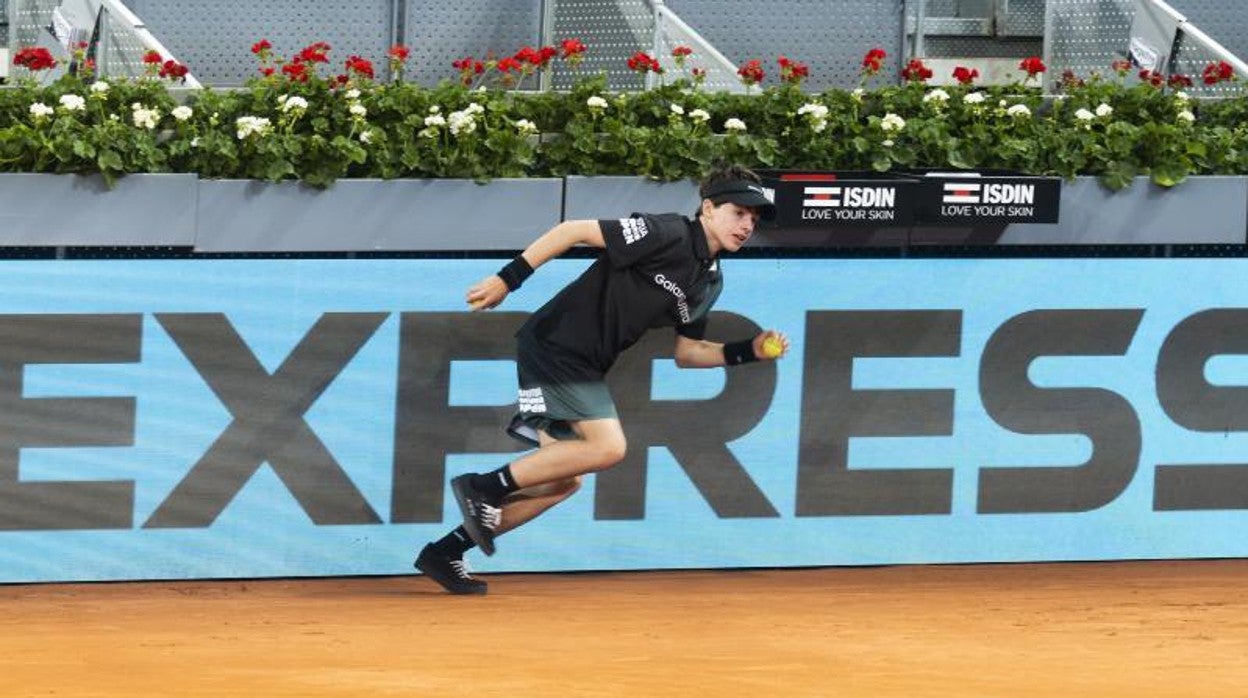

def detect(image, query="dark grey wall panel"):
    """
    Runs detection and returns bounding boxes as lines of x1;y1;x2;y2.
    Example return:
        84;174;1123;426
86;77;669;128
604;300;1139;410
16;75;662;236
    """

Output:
126;0;395;86
405;0;543;87
665;0;905;90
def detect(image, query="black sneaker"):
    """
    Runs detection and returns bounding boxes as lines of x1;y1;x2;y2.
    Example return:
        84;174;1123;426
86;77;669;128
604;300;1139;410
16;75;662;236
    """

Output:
450;474;501;556
414;544;487;595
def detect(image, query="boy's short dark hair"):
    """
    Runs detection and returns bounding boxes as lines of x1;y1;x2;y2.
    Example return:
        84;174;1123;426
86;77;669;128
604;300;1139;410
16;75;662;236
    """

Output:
698;165;776;220
699;165;762;199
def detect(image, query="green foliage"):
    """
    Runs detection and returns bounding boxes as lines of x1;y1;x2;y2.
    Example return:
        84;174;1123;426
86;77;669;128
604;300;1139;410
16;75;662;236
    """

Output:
1;67;1246;190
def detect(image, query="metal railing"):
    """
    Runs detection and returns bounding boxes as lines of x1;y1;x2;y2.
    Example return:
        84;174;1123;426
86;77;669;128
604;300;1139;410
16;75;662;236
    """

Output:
6;0;199;87
541;0;745;93
1044;0;1248;96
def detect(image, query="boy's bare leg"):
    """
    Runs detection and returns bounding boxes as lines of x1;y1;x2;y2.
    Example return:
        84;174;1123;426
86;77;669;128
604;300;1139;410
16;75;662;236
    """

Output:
506;418;627;489
496;430;583;535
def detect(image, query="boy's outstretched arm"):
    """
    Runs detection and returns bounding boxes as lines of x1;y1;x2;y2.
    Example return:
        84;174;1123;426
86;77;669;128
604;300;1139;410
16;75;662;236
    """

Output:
465;220;606;311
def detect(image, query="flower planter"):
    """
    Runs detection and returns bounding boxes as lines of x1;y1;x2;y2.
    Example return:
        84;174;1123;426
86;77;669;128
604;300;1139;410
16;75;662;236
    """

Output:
193;178;564;252
562;175;701;221
0;173;198;246
999;176;1248;245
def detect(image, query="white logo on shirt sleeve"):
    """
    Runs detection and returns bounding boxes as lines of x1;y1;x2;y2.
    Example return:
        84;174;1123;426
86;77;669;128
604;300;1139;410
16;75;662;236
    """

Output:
618;217;650;245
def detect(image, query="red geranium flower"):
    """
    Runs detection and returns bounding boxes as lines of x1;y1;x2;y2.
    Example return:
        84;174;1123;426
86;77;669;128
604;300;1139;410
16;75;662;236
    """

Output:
13;46;57;71
1168;73;1193;89
1202;60;1235;85
514;45;556;71
142;49;163;65
778;55;809;85
281;59;310;82
560;38;586;59
1110;59;1132;76
1138;69;1164;87
626;51;661;74
737;58;765;87
251;39;271;56
952;65;979;85
861;48;887;75
159;59;189;82
345;55;374;80
298;42;331;64
1019;56;1046;77
388;44;410;63
900;58;933;83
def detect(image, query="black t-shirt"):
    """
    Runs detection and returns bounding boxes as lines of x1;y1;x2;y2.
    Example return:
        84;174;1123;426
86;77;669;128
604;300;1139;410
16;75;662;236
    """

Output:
517;213;723;376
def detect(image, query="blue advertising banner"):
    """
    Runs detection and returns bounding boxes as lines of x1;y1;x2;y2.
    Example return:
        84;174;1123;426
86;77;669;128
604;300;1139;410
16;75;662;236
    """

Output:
0;257;1246;582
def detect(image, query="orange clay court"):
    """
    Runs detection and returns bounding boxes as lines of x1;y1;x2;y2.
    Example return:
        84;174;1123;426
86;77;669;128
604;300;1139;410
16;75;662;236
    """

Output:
0;559;1244;697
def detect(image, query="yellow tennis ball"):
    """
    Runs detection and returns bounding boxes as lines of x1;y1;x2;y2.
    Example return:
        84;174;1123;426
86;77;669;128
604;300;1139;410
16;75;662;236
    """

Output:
761;335;783;359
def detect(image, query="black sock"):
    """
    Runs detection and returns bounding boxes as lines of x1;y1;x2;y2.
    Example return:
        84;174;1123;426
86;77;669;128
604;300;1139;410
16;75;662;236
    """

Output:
432;526;475;557
470;464;520;499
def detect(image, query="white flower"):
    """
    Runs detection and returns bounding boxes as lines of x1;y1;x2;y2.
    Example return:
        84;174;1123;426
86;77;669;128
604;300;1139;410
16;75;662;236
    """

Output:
999;99;1009;108
349;103;367;118
90;81;110;94
428;105;441;114
424;114;446;127
1095;103;1114;118
281;96;309;112
465;102;485;115
171;105;194;121
689;108;710;123
345;88;361;100
58;94;86;112
515;118;538;135
879;113;906;133
276;94;288;104
1006;104;1031;118
586;95;608;110
963;92;986;104
1075;108;1095;121
1174;90;1191;103
447;108;477;136
670;103;685;116
1178;109;1196;124
797;102;829;120
131;104;161;129
796;103;829;133
29;102;54;119
191;137;200;148
235;115;272;139
724;117;747;132
923;89;950;104
882;139;895;147
359;130;373;144
851;88;865;101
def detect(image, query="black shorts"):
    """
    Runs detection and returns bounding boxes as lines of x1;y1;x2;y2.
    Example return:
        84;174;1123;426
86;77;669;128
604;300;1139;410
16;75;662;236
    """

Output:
506;336;617;446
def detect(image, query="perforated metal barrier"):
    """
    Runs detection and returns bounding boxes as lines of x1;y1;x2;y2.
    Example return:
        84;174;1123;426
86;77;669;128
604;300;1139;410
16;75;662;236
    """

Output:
1045;0;1248;96
665;0;904;91
407;1;542;87
121;0;392;86
7;0;198;84
6;0;1248;94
